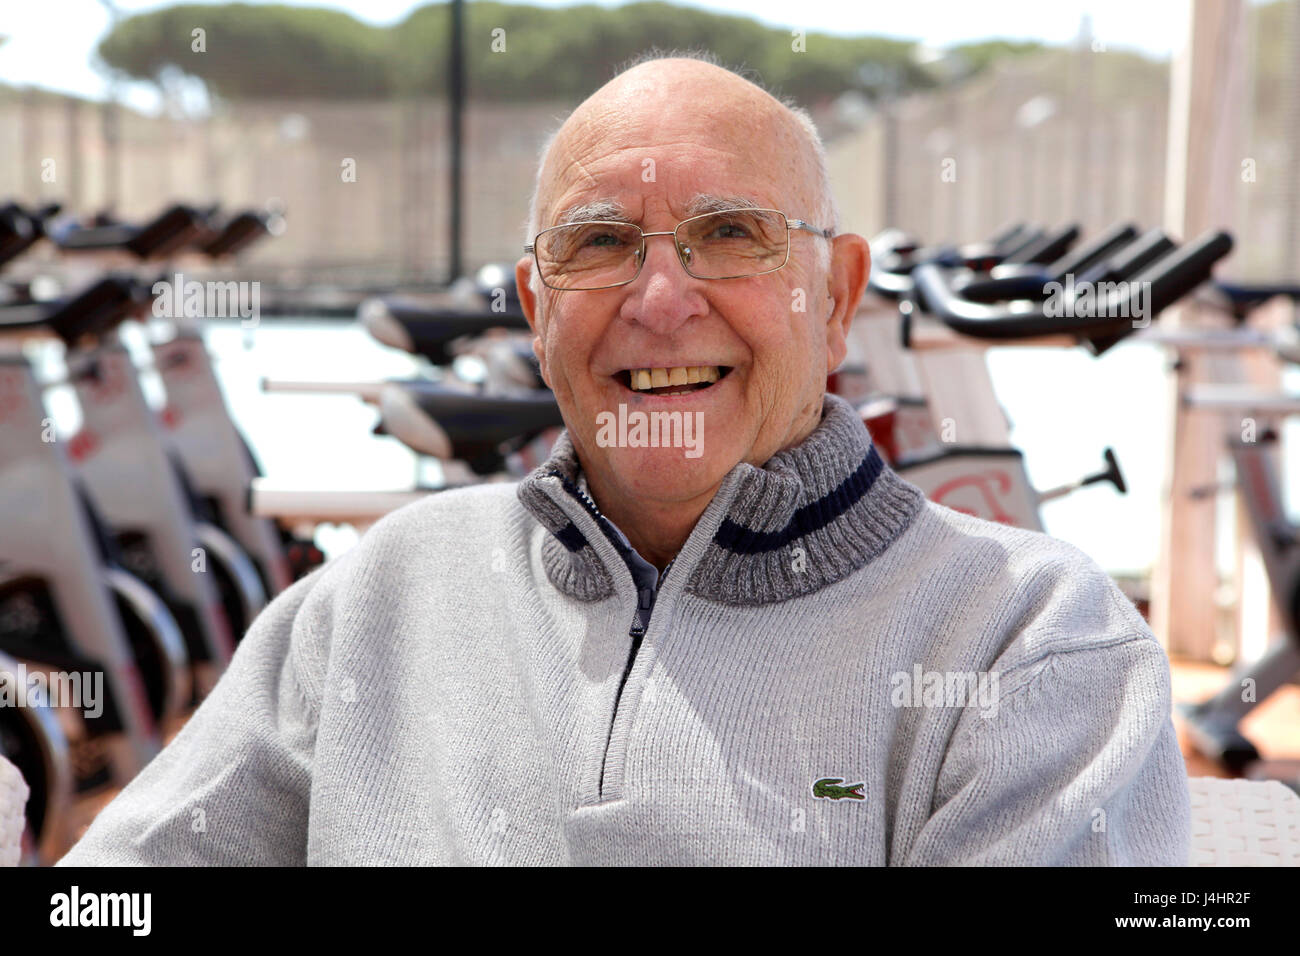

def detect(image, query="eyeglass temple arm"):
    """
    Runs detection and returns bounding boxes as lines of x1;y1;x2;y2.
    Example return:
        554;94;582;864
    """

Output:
789;220;834;239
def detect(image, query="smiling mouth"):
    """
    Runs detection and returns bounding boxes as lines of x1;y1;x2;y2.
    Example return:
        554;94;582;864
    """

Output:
616;365;733;397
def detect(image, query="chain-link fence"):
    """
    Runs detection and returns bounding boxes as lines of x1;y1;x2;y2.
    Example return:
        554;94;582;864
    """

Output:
2;5;1297;283
0;88;575;285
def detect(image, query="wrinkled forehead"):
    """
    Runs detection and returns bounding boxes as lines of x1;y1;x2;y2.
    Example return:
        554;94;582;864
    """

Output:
537;90;814;227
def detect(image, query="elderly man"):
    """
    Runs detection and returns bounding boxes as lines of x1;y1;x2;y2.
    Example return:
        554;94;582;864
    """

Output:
60;56;1189;866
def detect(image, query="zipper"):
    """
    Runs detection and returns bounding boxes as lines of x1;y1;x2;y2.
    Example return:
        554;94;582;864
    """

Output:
599;559;669;798
555;472;671;799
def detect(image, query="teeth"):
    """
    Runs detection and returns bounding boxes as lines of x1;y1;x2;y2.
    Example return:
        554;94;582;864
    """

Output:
627;365;723;391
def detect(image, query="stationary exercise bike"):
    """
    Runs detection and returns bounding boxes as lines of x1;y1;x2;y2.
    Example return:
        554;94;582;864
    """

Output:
1134;281;1300;773
854;225;1231;531
0;277;177;794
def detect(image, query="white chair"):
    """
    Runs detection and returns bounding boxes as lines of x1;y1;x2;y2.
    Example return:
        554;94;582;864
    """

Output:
1189;776;1300;866
0;753;27;867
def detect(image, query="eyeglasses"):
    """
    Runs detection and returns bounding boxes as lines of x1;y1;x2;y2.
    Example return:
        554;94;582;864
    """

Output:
525;207;833;291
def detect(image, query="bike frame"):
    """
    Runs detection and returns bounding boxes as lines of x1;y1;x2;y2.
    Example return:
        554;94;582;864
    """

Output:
0;340;159;786
153;319;294;596
1177;386;1300;769
66;332;238;695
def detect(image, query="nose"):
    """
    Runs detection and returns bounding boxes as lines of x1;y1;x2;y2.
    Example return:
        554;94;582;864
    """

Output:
619;232;708;336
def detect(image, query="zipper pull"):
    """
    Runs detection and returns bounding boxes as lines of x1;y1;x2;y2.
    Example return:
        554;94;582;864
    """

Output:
629;585;654;638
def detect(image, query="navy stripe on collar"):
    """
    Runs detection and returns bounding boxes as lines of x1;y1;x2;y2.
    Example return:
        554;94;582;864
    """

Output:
554;522;588;553
712;446;885;554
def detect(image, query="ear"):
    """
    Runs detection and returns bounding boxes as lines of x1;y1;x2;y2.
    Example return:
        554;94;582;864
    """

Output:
515;256;550;385
824;233;870;373
515;255;541;332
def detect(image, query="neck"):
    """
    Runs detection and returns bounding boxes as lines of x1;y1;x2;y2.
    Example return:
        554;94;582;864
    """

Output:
518;393;927;606
577;401;828;571
580;470;718;572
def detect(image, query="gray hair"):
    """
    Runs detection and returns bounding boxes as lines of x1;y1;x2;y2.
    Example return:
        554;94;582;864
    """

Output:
524;51;839;252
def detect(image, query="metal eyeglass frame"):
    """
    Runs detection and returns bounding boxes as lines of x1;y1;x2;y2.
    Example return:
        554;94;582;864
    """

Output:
524;207;834;291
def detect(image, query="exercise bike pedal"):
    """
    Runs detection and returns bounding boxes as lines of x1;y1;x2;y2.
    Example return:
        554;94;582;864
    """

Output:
1177;701;1262;772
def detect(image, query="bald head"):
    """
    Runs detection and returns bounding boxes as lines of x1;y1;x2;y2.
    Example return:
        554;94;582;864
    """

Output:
527;56;836;243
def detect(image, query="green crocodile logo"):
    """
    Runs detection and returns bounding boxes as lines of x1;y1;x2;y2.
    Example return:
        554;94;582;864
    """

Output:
812;777;865;801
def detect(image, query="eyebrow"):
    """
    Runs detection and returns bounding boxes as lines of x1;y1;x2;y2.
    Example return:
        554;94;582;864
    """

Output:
684;194;762;217
553;200;631;226
550;194;765;228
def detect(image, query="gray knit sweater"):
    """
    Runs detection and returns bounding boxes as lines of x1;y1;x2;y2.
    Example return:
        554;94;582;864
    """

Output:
59;394;1190;865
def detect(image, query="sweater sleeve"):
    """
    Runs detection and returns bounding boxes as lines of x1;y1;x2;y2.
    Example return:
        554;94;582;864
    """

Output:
56;568;326;867
900;635;1191;866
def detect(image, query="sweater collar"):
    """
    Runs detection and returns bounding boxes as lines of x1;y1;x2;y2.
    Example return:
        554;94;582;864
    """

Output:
516;393;926;606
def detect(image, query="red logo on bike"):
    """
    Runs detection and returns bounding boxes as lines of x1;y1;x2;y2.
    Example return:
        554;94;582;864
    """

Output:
930;469;1018;525
67;428;100;462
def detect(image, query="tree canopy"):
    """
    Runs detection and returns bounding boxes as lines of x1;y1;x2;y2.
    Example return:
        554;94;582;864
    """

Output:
97;3;392;98
95;1;1046;103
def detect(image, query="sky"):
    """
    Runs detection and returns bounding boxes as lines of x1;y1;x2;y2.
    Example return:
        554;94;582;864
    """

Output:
0;0;1193;112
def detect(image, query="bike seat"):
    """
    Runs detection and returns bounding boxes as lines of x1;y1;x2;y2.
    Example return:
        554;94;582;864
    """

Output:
360;298;531;365
379;382;563;473
1211;280;1300;319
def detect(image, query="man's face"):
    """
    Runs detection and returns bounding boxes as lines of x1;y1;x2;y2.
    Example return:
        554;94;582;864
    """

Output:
517;69;851;509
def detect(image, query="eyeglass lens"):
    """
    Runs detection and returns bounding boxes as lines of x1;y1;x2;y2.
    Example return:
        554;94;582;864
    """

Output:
535;209;789;290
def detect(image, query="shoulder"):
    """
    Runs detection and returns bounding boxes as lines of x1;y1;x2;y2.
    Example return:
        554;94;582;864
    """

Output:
308;481;534;591
270;482;532;691
361;480;527;548
899;500;1154;669
288;482;528;626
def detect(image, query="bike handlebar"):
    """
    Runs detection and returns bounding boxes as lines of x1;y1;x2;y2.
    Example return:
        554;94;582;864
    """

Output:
907;230;1234;342
0;202;63;267
1001;223;1080;265
870;223;1039;278
53;204;208;260
955;222;1140;303
868;223;1095;301
988;222;1032;250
